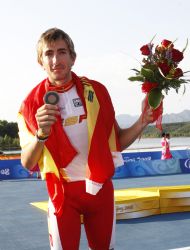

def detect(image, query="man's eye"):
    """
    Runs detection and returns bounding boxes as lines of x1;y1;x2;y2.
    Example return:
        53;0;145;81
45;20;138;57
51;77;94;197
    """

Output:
46;52;53;57
60;50;67;54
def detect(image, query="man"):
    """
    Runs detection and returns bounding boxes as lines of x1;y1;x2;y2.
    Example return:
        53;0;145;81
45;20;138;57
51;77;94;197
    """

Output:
18;28;154;250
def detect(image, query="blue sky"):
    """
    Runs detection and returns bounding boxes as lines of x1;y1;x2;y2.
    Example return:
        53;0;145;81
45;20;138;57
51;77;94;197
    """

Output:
0;0;190;121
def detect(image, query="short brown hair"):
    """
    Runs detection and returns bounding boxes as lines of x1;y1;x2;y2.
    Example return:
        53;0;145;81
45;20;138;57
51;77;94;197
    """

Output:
37;28;76;65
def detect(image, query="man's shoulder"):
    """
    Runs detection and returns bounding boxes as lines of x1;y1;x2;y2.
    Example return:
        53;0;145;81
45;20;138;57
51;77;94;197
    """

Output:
23;78;47;104
26;79;47;96
80;76;108;91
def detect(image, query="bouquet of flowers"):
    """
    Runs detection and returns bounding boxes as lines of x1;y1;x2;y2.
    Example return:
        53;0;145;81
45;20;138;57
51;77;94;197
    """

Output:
128;37;190;130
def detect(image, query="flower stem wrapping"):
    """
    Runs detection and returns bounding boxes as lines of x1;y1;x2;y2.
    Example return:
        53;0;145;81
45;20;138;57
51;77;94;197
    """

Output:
142;94;163;131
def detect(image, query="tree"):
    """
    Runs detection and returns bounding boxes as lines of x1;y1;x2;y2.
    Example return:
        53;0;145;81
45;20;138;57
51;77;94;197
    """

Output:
0;120;18;138
0;120;20;150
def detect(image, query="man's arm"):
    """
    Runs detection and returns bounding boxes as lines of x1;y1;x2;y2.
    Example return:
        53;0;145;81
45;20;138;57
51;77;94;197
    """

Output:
21;138;46;170
117;105;154;151
20;104;60;169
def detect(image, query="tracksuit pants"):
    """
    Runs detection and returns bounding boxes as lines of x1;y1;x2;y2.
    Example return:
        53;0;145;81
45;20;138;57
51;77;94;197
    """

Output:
48;180;115;250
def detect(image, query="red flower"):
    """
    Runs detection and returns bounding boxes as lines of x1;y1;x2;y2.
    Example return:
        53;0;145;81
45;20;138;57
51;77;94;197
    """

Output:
140;44;151;56
174;68;183;78
161;39;174;49
171;49;184;62
141;82;159;93
158;61;171;76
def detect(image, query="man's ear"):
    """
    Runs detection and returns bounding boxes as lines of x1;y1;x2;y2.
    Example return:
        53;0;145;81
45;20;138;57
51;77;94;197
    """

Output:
72;56;76;65
39;60;46;70
70;56;76;68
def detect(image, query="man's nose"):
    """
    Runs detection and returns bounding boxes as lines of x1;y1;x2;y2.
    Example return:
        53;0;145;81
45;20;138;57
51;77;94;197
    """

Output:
52;54;60;64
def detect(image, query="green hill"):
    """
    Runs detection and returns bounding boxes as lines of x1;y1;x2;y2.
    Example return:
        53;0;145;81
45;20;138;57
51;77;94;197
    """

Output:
143;122;190;138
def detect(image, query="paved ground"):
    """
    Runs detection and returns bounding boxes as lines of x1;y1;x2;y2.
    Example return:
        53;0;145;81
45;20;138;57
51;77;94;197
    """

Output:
1;174;190;250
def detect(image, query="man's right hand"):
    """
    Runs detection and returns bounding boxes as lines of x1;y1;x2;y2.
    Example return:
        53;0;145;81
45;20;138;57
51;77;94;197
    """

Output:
35;104;60;137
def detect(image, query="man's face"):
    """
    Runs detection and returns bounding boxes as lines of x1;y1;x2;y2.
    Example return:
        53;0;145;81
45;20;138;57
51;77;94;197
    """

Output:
41;39;75;84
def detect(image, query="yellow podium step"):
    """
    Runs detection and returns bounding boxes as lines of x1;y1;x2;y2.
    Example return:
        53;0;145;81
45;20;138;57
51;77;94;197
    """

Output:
31;185;190;220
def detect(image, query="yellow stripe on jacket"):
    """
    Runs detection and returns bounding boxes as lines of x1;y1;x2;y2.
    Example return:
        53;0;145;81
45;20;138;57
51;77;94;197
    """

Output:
83;83;100;150
108;124;117;152
82;78;118;154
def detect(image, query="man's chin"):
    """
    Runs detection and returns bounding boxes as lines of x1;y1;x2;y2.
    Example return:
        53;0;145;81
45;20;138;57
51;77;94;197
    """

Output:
52;74;65;81
52;75;70;84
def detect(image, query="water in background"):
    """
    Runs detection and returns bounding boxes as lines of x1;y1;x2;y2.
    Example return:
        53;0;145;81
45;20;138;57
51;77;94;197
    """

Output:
128;137;190;150
2;138;190;153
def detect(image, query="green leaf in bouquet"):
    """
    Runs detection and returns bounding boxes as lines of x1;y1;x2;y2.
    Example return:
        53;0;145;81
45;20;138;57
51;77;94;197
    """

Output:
130;68;141;73
182;84;186;95
148;88;162;109
182;38;188;53
140;67;155;81
128;76;144;82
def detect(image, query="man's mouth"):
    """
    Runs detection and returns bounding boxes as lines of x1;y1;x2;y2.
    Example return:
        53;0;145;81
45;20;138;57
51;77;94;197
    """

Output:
53;68;63;71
